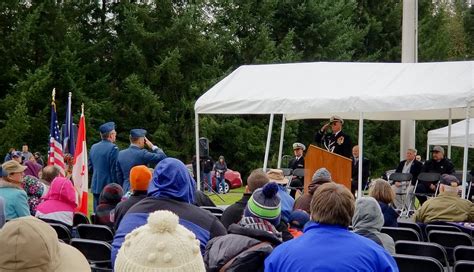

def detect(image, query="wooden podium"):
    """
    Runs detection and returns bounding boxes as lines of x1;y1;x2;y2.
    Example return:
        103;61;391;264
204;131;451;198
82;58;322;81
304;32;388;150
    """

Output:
303;145;352;191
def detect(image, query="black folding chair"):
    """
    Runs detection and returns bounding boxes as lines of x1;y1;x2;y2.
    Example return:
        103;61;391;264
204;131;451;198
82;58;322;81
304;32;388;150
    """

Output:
453;172;472;200
409;172;441;212
70;238;112;270
426;224;462;238
49;222;72;244
389;173;413;216
200;206;224;220
454;260;474;272
73;212;90;226
395;241;449;269
279;168;293;177
76;224;114;242
454;245;474;262
428;230;473;264
381;227;421;242
393;254;444;272
397;222;424;241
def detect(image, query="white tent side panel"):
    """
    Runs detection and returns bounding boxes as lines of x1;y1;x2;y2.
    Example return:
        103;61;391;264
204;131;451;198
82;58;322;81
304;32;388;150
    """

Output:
195;61;474;120
428;119;474;148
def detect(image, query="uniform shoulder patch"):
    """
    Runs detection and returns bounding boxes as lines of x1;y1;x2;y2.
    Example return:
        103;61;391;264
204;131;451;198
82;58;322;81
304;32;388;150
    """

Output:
337;136;344;145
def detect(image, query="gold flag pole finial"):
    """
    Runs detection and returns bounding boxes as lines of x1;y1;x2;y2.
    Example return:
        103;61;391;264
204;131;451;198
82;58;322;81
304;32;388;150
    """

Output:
52;88;56;103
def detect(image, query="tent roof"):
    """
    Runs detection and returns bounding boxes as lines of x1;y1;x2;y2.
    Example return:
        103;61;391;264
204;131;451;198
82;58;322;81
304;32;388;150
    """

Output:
427;119;474;148
195;61;474;120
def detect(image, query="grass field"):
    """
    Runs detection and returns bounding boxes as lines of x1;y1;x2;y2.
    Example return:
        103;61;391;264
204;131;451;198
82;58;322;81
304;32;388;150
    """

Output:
87;186;245;215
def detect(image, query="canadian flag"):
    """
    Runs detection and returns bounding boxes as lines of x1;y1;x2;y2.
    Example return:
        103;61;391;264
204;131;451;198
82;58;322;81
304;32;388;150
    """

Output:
72;108;88;215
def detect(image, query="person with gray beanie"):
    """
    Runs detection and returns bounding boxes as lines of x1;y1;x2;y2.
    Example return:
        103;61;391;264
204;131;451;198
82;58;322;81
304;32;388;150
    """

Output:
352;197;395;254
293;168;332;213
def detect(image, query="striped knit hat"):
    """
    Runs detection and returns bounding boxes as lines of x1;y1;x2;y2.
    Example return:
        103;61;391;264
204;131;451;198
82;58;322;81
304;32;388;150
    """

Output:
244;182;281;226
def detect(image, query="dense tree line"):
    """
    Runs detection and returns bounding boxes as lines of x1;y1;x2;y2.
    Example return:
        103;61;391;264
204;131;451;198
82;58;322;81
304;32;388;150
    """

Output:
0;0;473;180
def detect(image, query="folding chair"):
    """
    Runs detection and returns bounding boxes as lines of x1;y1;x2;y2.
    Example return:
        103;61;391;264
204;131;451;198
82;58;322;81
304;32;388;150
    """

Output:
76;224;114;242
395;241;449;269
397;222;424;241
381;227;421;242
73;212;90;226
393;254;444;272
428;230;473;264
279;168;293;177
49;222;72;244
454;260;474;272
453;172;472;200
200;206;225;220
288;168;305;197
388;172;413;216
426;224;462;237
408;172;440;212
70;238;112;271
453;245;474;262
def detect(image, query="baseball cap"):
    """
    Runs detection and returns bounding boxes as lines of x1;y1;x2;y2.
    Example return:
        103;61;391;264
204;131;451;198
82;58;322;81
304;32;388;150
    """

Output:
432;146;445;153
2;160;27;175
439;174;459;187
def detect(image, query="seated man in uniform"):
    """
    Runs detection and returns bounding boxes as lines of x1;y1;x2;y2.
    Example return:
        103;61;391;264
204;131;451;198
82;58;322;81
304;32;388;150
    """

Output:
288;142;305;198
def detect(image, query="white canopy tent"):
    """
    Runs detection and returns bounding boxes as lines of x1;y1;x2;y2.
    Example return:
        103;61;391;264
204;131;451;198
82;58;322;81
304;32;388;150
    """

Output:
428;118;474;148
194;61;474;198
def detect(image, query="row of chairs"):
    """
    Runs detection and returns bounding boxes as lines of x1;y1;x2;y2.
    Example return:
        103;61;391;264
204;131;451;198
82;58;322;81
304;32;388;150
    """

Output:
49;223;114;244
394;254;474;272
383;222;466;242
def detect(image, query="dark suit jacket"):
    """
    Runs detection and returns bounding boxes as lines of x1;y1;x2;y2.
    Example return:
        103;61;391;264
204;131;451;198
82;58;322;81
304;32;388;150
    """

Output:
288;157;304;170
395;159;423;185
351;156;370;182
314;130;352;158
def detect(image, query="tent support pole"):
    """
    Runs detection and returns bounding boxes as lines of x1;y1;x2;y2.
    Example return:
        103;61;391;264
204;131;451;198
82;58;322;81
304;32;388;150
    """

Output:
462;105;470;199
426;141;430;161
263;114;274;172
448;108;452;159
358;112;364;199
277;115;286;169
195;113;201;191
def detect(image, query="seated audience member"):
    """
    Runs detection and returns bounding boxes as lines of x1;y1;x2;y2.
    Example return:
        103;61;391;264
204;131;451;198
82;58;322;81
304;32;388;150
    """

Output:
267;169;294;223
0;196;5;228
0;216;89;271
39;165;61;196
24;157;42;178
115;210;206;272
205;182;283;271
114;165;151;231
21;175;44;215
351;145;370;195
96;183;124;228
415;174;474;223
35;177;77;227
393;148;422;209
293;167;332;214
417;145;455;205
287;210;310;238
369;179;399;227
0;161;30;220
220;169;269;229
352;197;395;254
112;158;227;265
264;183;398;272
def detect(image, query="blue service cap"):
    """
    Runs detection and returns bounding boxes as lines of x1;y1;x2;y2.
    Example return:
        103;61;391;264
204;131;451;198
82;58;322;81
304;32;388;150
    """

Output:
99;122;115;134
130;129;147;138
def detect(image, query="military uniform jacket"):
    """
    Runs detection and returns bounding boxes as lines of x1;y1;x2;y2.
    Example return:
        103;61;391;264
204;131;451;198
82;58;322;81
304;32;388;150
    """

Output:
116;145;166;192
288;156;304;170
89;140;119;194
314;130;352;158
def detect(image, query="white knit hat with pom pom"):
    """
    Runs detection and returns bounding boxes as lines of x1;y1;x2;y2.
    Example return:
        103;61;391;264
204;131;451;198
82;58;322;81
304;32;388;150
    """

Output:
115;210;206;272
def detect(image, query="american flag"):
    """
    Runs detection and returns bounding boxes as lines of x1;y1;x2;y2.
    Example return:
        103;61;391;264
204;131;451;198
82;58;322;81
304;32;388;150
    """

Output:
48;100;66;175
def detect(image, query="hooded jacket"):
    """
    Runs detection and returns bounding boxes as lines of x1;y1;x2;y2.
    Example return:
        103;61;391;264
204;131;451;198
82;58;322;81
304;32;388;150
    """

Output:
352;197;395;254
35;177;77;226
0;179;30;220
111;158;227;266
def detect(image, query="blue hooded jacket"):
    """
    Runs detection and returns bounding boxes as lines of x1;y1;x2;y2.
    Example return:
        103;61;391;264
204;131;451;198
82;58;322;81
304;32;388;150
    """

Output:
111;158;226;265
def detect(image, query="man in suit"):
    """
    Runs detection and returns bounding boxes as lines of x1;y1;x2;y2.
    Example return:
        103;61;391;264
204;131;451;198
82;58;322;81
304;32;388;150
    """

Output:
89;122;119;212
288;142;305;198
392;148;423;210
116;129;167;192
314;115;352;158
351;145;370;195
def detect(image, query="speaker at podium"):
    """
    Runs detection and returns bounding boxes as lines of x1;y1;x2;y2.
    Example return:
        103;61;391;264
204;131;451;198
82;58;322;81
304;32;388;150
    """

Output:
199;137;209;157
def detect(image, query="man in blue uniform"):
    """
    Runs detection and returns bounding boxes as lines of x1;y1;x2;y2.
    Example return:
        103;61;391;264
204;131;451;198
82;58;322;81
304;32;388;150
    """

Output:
89;122;119;212
116;129;166;192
